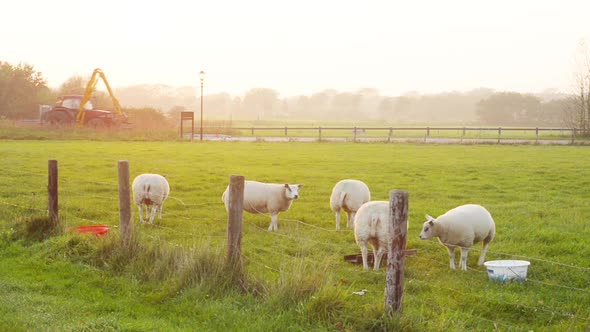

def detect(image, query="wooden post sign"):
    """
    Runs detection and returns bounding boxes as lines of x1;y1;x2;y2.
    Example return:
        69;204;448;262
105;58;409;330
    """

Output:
180;112;195;141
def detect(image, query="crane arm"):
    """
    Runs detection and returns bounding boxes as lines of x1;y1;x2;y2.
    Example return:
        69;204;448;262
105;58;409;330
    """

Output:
76;68;126;124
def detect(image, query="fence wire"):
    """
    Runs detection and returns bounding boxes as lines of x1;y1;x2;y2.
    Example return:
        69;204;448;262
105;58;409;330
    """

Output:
1;170;589;330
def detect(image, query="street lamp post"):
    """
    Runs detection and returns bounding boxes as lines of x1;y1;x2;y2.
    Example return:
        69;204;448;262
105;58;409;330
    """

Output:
199;70;205;141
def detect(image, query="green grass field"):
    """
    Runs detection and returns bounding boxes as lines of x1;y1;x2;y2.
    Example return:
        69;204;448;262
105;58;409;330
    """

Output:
1;140;589;331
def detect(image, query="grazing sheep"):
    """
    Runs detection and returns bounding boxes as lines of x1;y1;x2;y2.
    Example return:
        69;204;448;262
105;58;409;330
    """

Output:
222;180;304;231
419;204;496;271
132;173;170;224
330;179;371;231
354;201;406;270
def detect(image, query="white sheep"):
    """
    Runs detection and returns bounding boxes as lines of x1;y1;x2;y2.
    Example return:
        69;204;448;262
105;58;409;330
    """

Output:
419;204;496;271
330;179;371;231
132;173;170;224
354;201;406;270
222;180;304;231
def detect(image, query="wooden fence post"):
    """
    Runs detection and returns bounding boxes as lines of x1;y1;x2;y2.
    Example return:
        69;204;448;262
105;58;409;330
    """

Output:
284;126;288;136
498;127;502;144
319;126;322;142
384;190;409;314
48;160;58;225
227;175;244;265
388;128;393;143
118;160;132;246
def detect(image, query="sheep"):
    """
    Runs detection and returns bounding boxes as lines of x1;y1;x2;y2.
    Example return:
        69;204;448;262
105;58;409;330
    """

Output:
354;201;406;270
222;180;304;231
330;179;371;231
419;204;495;271
132;173;170;224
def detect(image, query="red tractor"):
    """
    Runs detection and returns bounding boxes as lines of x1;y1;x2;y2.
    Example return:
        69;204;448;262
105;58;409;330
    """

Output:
45;69;128;128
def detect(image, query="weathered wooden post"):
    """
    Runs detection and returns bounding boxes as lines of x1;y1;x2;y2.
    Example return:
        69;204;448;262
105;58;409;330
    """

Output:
251;127;255;136
118;160;132;246
388;128;393;143
384;190;409;314
284;126;288;136
535;127;539;143
498;127;502;144
48;160;58;226
318;126;322;142
227;175;244;265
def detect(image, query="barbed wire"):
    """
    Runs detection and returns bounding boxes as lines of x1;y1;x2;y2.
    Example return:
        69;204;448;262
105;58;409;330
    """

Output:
418;238;590;271
526;278;590;294
410;297;530;332
243;218;354;252
4;188;587;279
410;255;590;322
3;189;588;330
417;241;590;292
0;199;48;213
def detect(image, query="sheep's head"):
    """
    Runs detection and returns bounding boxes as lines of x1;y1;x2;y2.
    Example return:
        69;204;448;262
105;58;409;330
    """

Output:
284;183;304;200
420;214;437;240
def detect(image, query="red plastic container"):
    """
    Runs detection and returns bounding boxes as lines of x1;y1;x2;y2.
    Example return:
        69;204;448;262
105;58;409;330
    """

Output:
72;225;109;237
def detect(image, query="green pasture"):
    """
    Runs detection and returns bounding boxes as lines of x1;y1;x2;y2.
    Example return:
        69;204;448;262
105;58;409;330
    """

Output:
0;140;589;331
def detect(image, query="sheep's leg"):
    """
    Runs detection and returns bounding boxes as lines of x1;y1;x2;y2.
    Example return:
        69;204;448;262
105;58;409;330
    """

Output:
374;245;385;270
360;242;369;270
478;241;490;265
460;247;470;271
148;205;158;224
347;212;356;229
447;246;456;270
335;210;341;231
268;213;279;231
137;205;144;223
158;204;163;219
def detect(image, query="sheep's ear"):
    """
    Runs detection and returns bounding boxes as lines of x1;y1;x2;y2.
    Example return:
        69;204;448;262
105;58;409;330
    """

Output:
426;214;435;222
298;184;304;188
284;183;290;189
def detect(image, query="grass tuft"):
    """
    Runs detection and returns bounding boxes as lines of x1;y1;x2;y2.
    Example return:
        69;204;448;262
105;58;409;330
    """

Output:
11;216;61;243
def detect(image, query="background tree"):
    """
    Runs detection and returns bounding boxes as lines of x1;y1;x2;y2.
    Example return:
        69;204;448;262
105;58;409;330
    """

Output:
242;88;280;120
0;61;50;119
565;39;590;134
331;92;360;120
57;75;86;95
167;105;187;128
124;107;170;130
476;92;541;126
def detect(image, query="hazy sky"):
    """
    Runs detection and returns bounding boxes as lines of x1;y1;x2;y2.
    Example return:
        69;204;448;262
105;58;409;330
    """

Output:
2;0;589;97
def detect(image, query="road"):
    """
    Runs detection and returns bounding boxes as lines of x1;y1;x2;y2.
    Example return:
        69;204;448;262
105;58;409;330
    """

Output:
194;134;587;145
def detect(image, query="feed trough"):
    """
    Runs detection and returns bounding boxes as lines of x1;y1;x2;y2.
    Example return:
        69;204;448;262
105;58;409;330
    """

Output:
484;260;530;282
72;224;109;237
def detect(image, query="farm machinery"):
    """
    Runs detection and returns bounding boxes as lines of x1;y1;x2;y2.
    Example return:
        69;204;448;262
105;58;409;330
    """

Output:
46;68;129;128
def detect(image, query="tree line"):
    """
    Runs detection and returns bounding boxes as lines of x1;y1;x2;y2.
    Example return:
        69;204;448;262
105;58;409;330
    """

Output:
0;60;587;129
